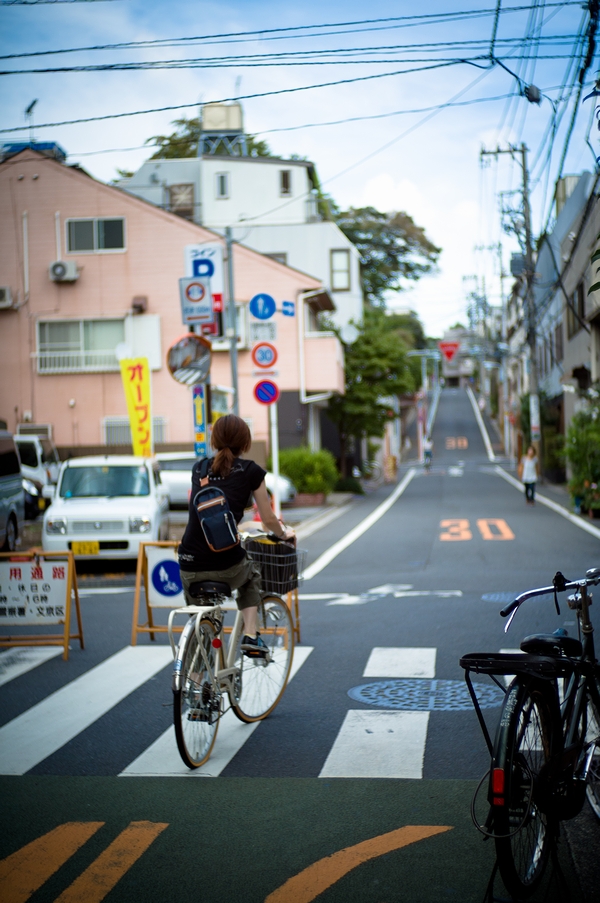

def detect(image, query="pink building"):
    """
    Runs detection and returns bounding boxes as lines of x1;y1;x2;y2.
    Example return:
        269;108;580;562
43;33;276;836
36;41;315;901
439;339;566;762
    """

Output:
0;146;344;458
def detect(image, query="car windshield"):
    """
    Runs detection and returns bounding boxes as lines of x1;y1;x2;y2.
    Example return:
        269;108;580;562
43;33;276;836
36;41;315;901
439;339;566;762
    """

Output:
158;457;197;472
16;441;37;468
41;440;60;464
59;465;150;498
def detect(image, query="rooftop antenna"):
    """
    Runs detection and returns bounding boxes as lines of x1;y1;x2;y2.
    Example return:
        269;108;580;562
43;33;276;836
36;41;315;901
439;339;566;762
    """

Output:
25;99;38;144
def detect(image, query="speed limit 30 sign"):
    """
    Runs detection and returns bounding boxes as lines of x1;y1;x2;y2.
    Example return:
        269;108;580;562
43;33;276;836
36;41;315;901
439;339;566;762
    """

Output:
251;342;278;369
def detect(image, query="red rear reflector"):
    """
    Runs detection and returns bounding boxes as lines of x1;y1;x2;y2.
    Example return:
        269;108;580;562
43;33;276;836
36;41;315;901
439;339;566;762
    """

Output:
492;768;505;795
212;638;222;648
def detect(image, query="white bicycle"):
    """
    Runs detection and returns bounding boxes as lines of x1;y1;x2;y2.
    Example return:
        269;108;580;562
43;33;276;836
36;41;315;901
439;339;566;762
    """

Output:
168;535;302;768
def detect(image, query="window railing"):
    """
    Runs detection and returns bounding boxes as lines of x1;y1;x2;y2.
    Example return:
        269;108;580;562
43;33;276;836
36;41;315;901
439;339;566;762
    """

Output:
35;350;120;374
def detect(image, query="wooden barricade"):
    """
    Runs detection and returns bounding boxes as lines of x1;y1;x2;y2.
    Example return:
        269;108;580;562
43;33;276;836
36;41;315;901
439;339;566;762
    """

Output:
0;550;84;660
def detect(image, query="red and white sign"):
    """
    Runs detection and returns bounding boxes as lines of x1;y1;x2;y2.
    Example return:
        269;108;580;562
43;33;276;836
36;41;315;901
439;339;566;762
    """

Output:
438;341;461;362
251;342;278;369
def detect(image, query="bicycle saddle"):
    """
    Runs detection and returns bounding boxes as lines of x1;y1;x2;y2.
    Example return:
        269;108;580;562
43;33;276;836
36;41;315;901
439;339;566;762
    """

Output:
520;631;582;658
187;580;232;598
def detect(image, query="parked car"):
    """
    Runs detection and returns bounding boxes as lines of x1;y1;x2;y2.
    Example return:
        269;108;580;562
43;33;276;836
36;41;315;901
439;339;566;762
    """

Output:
0;431;25;551
156;452;297;508
14;434;61;506
23;477;44;520
42;455;170;559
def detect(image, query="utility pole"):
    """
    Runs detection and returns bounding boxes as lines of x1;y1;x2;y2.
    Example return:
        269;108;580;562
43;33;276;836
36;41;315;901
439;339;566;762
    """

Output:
224;226;240;415
480;143;540;462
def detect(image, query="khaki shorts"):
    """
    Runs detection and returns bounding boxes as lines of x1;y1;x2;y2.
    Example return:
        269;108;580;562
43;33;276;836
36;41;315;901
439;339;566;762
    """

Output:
180;556;262;610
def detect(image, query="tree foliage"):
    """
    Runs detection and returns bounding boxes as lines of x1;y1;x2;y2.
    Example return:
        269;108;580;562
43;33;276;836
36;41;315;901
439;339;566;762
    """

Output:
335;207;440;306
146;116;272;159
327;309;417;474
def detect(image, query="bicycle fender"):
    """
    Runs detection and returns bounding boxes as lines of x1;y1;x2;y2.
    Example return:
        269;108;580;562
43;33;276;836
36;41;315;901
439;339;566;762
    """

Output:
172;619;196;693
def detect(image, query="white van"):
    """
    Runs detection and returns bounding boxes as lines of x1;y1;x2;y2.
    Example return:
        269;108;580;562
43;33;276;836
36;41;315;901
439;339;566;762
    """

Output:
14;434;61;487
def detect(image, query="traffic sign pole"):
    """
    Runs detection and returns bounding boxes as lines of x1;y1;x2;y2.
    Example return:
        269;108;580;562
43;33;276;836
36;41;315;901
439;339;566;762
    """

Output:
269;402;281;519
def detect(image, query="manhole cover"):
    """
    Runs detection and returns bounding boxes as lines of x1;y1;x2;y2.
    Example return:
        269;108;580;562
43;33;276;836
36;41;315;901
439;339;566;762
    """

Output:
347;678;504;712
481;592;516;604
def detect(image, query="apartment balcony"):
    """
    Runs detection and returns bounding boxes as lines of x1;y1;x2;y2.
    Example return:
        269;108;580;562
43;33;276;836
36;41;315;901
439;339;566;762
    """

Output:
35;351;120;374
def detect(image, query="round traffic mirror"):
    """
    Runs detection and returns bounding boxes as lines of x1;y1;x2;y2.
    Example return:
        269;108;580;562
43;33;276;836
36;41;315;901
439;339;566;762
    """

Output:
167;334;212;386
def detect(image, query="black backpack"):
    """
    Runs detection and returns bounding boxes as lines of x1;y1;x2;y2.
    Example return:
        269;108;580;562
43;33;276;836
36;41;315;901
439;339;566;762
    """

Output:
193;459;240;553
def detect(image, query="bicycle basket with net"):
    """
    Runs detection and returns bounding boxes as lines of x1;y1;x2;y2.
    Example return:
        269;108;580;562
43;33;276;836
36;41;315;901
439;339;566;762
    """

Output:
243;538;307;595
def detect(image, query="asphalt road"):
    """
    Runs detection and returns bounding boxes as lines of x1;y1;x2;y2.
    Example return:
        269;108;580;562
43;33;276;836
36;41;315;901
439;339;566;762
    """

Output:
1;387;599;903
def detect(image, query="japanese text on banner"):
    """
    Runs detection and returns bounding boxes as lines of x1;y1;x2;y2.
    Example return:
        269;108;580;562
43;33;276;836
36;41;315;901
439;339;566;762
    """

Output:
120;358;152;457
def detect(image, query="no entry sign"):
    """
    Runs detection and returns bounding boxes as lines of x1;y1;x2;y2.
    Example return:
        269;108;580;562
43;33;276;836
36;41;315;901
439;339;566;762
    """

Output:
438;341;460;362
254;379;280;405
251;342;278;369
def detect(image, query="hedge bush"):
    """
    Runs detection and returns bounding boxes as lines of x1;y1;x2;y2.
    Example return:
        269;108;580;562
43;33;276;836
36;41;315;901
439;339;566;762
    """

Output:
274;447;339;495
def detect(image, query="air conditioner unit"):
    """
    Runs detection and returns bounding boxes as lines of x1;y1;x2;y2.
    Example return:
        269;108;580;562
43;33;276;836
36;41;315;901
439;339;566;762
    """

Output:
0;286;13;309
49;260;79;283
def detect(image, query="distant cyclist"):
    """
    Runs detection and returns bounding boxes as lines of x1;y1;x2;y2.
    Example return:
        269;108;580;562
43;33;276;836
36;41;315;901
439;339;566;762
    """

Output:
423;435;433;470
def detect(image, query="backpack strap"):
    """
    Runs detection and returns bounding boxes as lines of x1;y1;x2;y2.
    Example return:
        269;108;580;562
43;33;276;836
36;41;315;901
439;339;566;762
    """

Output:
199;457;212;487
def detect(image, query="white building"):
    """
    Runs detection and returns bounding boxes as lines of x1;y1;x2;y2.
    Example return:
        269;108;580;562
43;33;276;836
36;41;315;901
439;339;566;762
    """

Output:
118;103;364;332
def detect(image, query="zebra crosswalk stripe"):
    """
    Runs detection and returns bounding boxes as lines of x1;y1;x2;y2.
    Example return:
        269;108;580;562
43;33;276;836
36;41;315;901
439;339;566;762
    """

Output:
0;646;172;775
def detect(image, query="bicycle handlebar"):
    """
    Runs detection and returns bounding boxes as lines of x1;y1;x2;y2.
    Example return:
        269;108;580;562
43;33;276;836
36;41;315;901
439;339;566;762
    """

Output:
499;568;600;622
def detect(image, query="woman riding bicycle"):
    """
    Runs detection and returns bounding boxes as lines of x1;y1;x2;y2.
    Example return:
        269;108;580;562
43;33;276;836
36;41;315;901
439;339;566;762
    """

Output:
178;414;295;657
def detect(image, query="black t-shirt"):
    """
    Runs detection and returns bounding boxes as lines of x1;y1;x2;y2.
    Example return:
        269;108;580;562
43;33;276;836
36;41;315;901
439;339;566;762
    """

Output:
178;456;266;571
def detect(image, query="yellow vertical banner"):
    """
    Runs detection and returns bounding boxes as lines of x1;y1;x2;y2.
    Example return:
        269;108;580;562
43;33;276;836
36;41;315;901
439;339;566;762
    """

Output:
120;358;153;457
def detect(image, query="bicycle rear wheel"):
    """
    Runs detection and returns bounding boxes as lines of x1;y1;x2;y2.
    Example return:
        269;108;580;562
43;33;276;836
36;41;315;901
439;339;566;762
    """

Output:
173;619;220;768
586;678;600;818
230;595;294;723
493;679;558;899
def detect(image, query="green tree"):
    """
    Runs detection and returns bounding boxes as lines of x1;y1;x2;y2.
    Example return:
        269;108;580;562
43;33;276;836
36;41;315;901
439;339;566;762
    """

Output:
146;116;272;159
335;207;441;306
327;309;416;475
380;309;427;349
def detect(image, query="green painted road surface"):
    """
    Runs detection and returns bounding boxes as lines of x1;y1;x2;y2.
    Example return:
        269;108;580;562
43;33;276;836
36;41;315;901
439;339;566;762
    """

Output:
0;777;582;902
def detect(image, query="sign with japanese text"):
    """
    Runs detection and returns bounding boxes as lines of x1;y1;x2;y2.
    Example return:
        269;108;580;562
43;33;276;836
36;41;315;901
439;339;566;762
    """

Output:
119;358;152;457
185;243;224;312
250;321;277;343
179;277;214;326
193;384;208;458
0;551;84;660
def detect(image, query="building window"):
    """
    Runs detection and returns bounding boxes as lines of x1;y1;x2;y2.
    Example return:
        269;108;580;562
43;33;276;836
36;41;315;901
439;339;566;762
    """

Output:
265;252;288;266
216;173;229;199
168;184;195;220
66;218;125;253
103;416;166;446
554;321;563;362
330;249;351;291
280;170;291;196
567;282;586;338
37;319;125;373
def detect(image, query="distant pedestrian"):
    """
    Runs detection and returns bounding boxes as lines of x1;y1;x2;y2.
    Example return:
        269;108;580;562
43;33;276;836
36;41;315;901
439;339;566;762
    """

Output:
518;445;539;505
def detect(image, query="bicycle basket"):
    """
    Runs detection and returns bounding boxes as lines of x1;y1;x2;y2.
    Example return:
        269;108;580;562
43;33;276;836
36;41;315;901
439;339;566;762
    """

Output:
243;538;307;595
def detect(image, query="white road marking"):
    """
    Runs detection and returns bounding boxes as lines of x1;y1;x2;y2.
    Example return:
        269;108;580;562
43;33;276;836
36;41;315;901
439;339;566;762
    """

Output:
0;645;172;775
294;504;352;540
78;587;132;596
298;593;346;600
303;469;416;580
120;645;314;777
368;584;413;594
363;647;436;678
466;386;495;461
0;646;63;687
495;466;600;540
393;590;463;598
319;710;429;779
326;595;368;606
500;648;521;686
448;467;463;476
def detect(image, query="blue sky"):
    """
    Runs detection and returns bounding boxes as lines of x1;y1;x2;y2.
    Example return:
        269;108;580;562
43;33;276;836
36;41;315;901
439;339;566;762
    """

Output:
0;0;594;335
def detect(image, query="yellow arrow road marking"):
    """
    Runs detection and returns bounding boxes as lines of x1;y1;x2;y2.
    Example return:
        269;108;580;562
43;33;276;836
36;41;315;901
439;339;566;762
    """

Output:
265;824;452;903
0;822;104;903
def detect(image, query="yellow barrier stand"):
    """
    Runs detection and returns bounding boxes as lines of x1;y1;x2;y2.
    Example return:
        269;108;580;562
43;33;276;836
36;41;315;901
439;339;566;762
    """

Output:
131;542;301;646
0;550;84;660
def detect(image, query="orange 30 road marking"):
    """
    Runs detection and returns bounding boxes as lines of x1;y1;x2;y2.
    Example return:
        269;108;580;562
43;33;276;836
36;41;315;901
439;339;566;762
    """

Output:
265;825;452;903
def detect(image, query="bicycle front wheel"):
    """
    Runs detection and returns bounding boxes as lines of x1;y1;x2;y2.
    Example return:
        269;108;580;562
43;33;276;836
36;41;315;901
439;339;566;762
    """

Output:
230;596;294;723
173;619;221;768
586;677;600;819
493;679;558;899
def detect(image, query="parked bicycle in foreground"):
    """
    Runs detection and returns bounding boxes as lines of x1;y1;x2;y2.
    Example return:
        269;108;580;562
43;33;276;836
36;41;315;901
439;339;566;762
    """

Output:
168;534;305;768
460;568;600;899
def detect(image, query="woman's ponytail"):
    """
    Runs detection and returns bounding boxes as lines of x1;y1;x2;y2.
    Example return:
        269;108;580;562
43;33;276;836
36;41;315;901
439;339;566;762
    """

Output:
210;414;252;477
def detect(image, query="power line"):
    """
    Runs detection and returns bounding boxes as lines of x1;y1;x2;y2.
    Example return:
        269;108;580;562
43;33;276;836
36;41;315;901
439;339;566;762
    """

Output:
0;2;580;59
0;59;490;134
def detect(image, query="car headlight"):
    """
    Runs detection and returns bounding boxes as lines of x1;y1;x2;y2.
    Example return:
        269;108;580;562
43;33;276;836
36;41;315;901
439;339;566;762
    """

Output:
46;517;67;535
129;516;151;533
22;478;39;496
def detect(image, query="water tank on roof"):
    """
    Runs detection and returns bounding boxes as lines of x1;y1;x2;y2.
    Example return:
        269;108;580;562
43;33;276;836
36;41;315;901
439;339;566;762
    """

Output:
202;103;243;133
